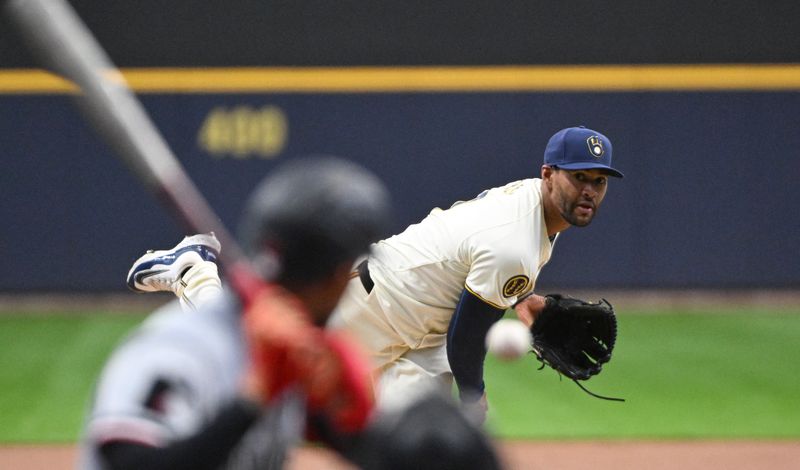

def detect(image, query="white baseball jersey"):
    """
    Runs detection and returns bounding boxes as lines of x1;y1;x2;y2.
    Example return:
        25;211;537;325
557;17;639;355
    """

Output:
78;294;304;470
332;178;556;369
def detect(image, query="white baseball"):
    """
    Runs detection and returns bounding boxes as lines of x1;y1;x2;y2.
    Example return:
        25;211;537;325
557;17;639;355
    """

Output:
485;319;532;361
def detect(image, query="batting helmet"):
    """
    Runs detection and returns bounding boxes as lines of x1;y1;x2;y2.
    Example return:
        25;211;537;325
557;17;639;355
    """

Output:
238;155;392;285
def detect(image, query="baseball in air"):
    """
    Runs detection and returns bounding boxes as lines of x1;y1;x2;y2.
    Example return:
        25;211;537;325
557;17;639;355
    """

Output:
485;319;532;361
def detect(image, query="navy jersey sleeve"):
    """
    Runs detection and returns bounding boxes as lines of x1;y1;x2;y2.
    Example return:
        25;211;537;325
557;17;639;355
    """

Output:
446;288;506;401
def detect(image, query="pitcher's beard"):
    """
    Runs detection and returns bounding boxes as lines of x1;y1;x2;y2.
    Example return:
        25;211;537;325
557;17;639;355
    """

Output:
560;202;596;227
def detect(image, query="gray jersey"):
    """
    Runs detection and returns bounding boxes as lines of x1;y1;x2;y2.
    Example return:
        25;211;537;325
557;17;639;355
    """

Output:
78;293;305;470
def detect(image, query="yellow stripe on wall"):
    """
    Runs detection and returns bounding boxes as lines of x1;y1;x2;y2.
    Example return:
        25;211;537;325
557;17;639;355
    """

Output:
3;64;800;94
0;70;78;93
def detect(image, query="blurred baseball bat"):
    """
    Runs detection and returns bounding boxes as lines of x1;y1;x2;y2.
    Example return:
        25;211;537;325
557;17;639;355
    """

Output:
4;0;264;302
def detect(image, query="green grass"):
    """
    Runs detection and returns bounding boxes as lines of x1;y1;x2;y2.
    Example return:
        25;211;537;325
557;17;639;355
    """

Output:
1;308;799;442
485;309;800;439
0;313;145;442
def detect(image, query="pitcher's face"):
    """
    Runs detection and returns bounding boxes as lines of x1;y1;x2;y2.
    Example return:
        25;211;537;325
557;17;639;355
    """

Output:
547;168;609;227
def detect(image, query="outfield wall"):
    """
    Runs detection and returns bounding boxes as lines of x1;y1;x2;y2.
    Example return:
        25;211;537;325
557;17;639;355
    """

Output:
2;84;798;291
0;1;798;291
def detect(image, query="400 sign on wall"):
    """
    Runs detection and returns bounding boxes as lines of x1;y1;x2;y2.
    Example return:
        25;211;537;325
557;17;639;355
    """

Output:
197;105;288;159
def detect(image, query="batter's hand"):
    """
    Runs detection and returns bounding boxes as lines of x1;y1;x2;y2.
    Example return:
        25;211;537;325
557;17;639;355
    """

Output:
242;286;374;435
242;285;316;402
301;331;374;435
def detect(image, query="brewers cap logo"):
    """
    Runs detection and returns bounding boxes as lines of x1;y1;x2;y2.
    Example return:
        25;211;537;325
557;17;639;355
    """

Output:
587;136;605;158
502;275;530;298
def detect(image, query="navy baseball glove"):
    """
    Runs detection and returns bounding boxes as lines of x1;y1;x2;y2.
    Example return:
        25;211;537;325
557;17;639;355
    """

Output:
531;295;620;399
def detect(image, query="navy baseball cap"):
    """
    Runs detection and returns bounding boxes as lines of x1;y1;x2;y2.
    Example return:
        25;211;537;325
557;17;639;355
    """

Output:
543;126;624;178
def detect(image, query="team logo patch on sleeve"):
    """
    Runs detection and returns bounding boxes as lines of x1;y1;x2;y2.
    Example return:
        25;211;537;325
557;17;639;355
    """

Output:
502;275;530;298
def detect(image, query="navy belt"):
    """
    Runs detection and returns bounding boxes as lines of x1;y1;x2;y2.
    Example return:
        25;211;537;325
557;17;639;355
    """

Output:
356;259;374;293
